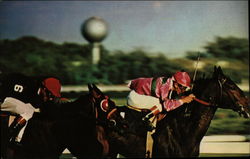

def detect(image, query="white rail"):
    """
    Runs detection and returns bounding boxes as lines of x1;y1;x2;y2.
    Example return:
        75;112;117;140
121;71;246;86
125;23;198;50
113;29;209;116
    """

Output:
61;84;249;92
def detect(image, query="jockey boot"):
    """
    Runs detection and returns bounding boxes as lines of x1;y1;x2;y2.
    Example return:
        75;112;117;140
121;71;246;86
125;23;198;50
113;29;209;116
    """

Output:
8;115;27;143
142;111;155;131
142;110;154;121
141;106;160;131
142;105;160;121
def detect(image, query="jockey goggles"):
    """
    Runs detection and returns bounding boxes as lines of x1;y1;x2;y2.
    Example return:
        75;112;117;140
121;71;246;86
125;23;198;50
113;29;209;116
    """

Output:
177;83;190;91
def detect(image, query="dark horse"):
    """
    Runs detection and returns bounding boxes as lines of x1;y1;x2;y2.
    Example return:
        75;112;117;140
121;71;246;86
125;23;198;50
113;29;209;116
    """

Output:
1;84;123;159
106;66;250;158
151;66;250;157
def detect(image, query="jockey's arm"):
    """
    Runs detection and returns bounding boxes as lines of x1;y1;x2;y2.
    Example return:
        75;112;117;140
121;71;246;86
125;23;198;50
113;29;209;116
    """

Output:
162;94;195;112
1;97;35;120
162;98;183;112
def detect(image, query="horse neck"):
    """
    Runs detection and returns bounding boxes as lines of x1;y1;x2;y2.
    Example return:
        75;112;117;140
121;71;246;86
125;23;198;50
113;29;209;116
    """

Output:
58;94;94;118
188;78;219;144
156;78;219;156
188;103;217;144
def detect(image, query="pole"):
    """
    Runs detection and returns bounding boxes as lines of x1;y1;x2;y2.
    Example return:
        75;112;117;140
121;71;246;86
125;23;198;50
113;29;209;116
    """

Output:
92;42;100;64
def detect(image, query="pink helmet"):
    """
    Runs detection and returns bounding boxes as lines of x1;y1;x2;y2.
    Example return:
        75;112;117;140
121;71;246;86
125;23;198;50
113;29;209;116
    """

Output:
173;71;191;88
43;78;61;97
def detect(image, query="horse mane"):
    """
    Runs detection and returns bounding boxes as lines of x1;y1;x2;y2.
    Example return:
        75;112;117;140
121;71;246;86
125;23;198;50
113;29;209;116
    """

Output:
192;73;214;97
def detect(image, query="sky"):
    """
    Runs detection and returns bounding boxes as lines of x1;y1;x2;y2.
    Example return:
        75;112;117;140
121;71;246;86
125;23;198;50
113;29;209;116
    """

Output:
0;1;248;58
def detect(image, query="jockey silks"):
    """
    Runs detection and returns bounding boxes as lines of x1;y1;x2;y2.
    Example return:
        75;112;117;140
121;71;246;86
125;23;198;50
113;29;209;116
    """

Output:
0;73;43;108
128;76;184;111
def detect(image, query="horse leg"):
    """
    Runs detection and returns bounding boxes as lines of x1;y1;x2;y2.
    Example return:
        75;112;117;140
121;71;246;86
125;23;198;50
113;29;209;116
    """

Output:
96;126;109;156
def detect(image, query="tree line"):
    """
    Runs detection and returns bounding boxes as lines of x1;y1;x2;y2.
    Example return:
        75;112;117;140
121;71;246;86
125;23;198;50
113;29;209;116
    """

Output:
0;36;248;85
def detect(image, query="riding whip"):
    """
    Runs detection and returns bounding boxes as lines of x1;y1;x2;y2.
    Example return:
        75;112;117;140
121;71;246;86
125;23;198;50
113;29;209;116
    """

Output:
185;52;200;116
191;52;201;91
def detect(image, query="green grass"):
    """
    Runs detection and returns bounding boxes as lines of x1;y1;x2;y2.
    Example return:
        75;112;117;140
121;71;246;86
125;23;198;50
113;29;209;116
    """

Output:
112;98;127;106
206;108;250;135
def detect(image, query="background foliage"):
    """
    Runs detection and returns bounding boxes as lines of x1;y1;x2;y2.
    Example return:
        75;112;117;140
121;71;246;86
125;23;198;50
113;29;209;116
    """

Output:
0;36;249;85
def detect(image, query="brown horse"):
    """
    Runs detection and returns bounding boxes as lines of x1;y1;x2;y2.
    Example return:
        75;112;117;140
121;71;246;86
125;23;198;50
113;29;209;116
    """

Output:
152;66;250;157
0;84;124;159
105;66;249;158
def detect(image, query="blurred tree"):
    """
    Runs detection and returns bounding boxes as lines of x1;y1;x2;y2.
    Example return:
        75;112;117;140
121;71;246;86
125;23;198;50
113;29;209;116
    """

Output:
185;51;211;60
1;35;248;85
204;36;249;63
97;49;186;84
184;36;249;83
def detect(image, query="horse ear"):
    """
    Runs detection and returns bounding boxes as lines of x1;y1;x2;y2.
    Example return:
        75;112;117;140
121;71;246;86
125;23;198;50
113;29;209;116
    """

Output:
217;66;226;80
217;66;224;75
213;66;218;78
92;84;104;98
88;83;93;91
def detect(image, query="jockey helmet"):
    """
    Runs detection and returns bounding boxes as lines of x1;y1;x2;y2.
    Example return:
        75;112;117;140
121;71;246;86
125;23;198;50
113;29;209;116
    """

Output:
173;71;191;88
42;77;61;97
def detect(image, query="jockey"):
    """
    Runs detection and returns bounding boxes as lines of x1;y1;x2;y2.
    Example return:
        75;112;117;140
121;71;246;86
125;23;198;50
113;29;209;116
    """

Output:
127;71;195;121
0;73;66;143
39;76;68;104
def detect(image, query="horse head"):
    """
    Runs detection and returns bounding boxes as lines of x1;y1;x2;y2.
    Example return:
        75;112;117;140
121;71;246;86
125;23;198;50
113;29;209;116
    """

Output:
195;66;250;118
87;84;131;157
87;84;127;131
88;85;148;158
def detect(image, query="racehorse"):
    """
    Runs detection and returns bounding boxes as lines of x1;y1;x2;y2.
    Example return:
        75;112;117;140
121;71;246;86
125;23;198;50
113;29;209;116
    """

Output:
152;66;250;157
105;66;250;158
0;84;123;159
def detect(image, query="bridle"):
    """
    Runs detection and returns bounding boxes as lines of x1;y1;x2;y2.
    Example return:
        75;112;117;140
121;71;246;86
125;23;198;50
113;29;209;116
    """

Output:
91;95;119;130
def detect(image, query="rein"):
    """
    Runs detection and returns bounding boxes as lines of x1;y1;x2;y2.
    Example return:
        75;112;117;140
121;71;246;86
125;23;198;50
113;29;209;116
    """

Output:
193;97;211;106
107;108;117;120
